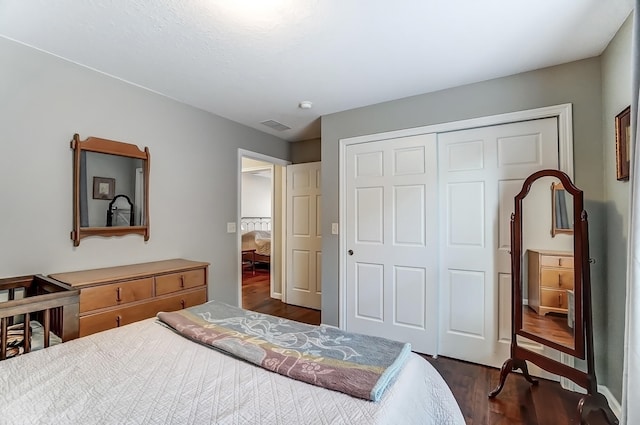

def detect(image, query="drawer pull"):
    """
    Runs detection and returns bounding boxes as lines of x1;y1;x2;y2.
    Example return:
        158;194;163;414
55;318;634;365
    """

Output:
116;287;122;302
180;299;185;309
116;315;122;327
180;275;185;288
558;274;562;287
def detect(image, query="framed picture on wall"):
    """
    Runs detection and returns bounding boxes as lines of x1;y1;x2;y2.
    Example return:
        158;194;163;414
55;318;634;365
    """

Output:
615;105;631;181
93;177;115;199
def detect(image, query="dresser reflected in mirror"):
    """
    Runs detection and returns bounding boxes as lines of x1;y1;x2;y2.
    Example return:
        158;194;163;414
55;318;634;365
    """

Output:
71;134;150;246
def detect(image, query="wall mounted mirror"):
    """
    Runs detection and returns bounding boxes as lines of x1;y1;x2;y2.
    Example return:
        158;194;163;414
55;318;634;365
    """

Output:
551;182;573;237
71;134;150;246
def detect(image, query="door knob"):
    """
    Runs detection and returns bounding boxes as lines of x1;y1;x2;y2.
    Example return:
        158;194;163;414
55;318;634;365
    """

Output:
348;249;354;256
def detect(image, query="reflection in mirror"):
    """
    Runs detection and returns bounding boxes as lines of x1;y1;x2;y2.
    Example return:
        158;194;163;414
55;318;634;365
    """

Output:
521;176;575;351
71;134;150;246
83;152;144;227
551;182;574;236
107;194;135;227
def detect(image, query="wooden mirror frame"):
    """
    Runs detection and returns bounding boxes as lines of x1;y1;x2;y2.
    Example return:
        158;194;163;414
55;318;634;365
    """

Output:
489;169;618;424
71;134;150;246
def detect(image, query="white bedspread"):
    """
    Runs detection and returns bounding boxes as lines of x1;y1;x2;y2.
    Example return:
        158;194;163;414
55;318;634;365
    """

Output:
0;318;464;425
242;230;271;256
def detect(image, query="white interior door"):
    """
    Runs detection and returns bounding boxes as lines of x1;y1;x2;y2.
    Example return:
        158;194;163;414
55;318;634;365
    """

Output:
437;117;559;367
345;134;439;354
285;162;322;309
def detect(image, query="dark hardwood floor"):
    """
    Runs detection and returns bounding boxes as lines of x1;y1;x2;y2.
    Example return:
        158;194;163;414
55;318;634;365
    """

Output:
425;355;613;425
242;267;320;325
241;268;615;425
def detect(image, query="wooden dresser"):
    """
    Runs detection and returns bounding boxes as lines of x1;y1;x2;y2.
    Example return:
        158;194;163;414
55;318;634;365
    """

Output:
527;249;574;316
49;259;208;337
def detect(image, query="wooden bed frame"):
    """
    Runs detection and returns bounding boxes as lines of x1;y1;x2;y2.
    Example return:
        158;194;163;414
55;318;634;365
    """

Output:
0;274;80;360
253;252;270;265
241;247;270;266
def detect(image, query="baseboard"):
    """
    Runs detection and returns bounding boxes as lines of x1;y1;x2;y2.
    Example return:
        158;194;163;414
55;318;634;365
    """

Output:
560;376;621;420
557;356;621;421
598;385;621;421
560;354;578;391
270;291;282;300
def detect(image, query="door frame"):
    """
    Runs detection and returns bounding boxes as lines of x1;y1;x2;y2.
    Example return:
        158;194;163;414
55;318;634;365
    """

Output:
338;103;574;330
237;149;290;307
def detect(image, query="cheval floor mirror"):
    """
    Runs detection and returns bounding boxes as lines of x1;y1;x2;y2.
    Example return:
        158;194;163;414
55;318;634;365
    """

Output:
488;169;618;425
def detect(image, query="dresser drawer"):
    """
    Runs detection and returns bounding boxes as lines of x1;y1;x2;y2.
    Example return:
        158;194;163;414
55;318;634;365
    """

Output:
540;269;574;290
155;269;206;296
540;288;569;310
540;255;573;269
79;278;154;313
79;289;208;337
79;303;154;337
147;288;207;313
188;288;207;306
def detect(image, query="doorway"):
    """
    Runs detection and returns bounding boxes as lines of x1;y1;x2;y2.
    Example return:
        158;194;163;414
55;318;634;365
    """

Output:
240;156;277;308
238;150;320;325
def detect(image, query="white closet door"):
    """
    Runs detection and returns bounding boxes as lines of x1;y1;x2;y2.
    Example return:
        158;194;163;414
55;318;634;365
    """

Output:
286;162;322;310
345;134;439;354
437;117;559;367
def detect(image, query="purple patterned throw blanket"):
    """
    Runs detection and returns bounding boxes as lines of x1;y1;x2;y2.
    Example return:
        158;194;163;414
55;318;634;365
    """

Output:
156;300;411;402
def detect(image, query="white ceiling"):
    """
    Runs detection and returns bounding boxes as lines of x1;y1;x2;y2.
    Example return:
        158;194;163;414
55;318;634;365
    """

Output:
0;1;634;142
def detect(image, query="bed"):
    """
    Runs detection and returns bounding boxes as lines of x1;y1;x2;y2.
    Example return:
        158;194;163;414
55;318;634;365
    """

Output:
0;301;464;425
241;217;272;266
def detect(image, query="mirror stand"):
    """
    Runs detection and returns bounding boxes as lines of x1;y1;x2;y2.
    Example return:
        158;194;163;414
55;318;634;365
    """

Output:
488;170;618;425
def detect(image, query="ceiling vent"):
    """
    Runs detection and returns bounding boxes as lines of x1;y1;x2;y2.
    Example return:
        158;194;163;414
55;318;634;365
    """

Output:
261;120;291;131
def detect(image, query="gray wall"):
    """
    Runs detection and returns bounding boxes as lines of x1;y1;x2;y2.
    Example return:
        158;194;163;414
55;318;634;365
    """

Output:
601;13;633;402
241;172;272;218
0;36;290;307
321;58;611;382
290;138;321;163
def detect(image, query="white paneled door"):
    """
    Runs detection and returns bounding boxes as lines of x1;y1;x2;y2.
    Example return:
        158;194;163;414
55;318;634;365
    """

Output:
437;117;558;367
343;118;560;365
286;162;322;310
345;134;439;354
